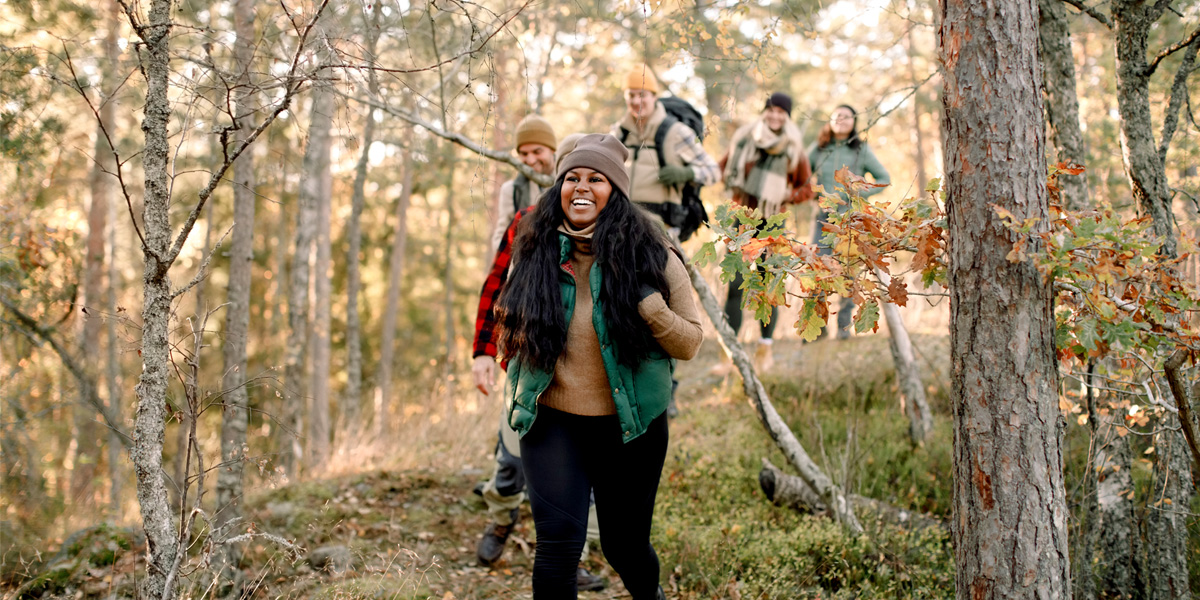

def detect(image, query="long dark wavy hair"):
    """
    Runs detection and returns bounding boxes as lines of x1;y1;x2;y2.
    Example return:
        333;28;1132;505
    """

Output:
495;175;671;371
816;104;863;150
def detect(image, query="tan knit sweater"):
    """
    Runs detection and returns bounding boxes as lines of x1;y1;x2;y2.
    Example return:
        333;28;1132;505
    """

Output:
539;225;704;416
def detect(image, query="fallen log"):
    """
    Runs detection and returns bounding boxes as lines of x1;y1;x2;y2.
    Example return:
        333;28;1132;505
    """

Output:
758;458;946;532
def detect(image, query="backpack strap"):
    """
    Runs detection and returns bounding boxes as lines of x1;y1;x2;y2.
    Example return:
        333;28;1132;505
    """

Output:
652;115;677;170
512;173;531;213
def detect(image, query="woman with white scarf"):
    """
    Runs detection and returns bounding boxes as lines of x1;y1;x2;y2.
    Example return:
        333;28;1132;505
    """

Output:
717;92;813;372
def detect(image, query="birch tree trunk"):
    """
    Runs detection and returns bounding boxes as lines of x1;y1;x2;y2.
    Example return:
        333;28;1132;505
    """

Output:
280;90;328;477
214;0;257;576
939;0;1071;597
875;269;932;444
308;85;335;470
373;144;413;438
679;246;863;534
341;1;382;439
131;1;181;596
905;26;929;191
1038;0;1090;212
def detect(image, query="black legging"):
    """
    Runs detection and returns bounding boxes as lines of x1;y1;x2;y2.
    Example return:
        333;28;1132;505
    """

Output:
724;266;779;340
520;406;668;600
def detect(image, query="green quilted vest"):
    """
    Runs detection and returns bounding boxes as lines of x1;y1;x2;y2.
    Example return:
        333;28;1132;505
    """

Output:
504;234;675;443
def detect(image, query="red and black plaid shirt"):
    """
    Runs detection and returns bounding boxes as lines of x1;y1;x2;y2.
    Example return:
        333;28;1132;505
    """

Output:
472;207;534;360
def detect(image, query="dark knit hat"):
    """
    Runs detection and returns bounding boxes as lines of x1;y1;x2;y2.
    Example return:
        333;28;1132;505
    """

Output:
765;92;793;116
556;133;631;200
515;114;557;151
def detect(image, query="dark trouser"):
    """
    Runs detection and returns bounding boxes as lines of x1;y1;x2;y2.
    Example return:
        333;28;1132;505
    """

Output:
520;406;668;600
724;267;779;340
814;209;854;338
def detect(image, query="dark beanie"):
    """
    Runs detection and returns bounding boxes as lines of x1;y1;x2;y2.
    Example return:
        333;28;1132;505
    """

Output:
555;133;631;200
765;92;793;116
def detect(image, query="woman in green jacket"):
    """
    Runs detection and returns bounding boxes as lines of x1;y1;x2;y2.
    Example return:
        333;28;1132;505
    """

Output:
495;133;703;599
809;104;890;339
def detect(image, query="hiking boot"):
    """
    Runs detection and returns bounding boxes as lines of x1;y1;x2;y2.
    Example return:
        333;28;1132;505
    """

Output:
576;566;606;591
754;340;775;372
472;481;485;497
476;508;519;566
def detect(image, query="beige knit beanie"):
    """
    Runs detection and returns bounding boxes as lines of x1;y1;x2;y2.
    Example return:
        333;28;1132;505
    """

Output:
554;132;586;173
514;114;557;151
624;64;660;94
556;134;631;200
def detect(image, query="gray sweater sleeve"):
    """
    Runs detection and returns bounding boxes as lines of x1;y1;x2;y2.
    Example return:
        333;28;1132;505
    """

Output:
637;251;704;360
859;144;891;198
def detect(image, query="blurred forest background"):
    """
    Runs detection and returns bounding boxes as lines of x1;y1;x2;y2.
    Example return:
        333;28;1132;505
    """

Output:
2;0;1199;597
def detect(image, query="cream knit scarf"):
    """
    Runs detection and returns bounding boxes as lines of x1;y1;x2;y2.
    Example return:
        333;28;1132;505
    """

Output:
724;116;805;216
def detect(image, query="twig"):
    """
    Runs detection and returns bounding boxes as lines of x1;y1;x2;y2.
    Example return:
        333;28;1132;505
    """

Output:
1059;0;1113;28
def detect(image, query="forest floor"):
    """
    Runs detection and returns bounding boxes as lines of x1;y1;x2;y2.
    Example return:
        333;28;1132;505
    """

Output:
5;333;971;600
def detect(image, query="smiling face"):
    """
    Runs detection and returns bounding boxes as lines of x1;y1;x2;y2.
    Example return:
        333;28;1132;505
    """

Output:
624;89;657;123
763;105;789;132
830;107;856;139
561;168;612;228
517;143;555;176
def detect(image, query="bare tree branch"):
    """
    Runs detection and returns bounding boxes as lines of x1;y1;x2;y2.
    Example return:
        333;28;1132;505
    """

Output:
0;298;132;448
161;0;334;273
1147;24;1200;76
1163;349;1200;493
1158;33;1200;161
344;90;554;187
1059;0;1113;28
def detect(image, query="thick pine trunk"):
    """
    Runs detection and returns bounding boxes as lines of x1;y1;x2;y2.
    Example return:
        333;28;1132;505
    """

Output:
374;145;413;437
1037;0;1090;211
341;1;382;440
308;85;335;470
132;1;181;597
215;0;257;576
939;0;1071;597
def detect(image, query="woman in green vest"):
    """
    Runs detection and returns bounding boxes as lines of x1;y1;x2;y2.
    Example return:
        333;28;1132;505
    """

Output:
495;133;703;599
809;104;891;339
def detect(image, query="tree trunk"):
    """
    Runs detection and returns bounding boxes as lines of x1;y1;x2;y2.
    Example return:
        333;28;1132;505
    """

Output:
441;147;456;410
131;1;181;597
875;269;933;445
341;0;382;440
308;85;335;470
939;0;1071;597
1111;4;1192;597
215;0;257;577
280;90;327;477
905;27;929;191
373;143;413;438
1094;409;1144;599
72;5;119;507
105;148;123;517
1037;0;1090;212
1146;427;1193;600
1112;1;1177;257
